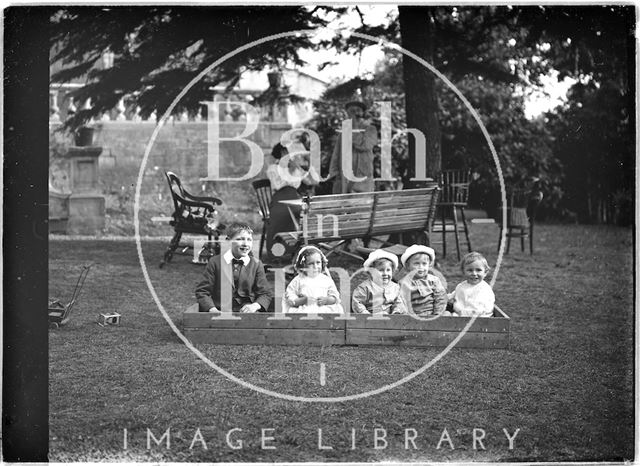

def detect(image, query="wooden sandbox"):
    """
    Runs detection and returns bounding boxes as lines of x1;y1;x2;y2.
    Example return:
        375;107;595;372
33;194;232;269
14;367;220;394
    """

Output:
182;304;510;349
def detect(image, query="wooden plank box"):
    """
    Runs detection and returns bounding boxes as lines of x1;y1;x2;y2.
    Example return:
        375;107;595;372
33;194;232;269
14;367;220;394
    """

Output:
182;305;510;349
183;304;347;346
345;306;510;349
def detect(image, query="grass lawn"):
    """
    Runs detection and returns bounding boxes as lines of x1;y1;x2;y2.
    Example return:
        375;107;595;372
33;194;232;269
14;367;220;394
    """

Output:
48;223;634;462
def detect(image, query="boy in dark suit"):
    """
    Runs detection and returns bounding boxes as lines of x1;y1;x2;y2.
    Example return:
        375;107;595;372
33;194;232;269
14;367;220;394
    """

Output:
195;222;272;313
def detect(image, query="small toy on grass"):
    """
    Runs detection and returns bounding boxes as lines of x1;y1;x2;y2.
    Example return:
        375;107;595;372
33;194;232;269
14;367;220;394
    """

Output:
48;263;93;329
97;312;121;326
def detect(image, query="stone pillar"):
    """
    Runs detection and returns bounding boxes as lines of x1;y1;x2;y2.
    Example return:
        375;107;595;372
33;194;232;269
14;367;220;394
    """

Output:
63;146;106;235
49;90;61;122
49;191;70;233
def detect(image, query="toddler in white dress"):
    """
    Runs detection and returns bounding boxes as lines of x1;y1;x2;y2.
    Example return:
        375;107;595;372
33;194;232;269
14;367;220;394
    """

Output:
448;252;495;317
283;246;344;314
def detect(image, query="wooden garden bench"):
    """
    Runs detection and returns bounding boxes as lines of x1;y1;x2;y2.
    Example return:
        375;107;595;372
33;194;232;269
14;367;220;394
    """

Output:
274;186;440;259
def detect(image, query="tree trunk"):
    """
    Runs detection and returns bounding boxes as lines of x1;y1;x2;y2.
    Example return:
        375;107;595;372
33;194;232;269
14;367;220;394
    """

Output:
398;6;442;188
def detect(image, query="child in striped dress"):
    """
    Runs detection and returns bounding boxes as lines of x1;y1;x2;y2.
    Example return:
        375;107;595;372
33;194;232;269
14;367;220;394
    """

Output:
399;245;447;316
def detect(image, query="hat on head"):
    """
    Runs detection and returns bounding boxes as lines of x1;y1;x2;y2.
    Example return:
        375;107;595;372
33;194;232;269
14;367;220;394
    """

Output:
363;249;398;270
345;100;367;111
400;245;435;267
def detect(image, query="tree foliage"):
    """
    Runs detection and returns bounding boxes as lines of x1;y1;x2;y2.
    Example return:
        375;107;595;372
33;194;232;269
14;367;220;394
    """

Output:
51;6;335;129
50;6;634;224
341;6;557;186
313;58;560;213
320;5;634;222
517;6;634;87
519;5;635;224
312;7;560;206
439;76;560;215
548;81;634;225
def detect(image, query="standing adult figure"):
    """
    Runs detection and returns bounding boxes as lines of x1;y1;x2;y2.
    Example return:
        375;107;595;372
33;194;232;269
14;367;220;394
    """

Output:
264;141;320;262
328;101;378;194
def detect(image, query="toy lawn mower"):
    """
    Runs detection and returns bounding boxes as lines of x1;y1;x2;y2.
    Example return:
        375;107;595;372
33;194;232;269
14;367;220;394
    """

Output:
48;263;92;329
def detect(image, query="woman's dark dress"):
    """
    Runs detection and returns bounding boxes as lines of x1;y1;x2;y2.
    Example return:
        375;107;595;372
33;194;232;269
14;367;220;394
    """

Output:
265;186;301;262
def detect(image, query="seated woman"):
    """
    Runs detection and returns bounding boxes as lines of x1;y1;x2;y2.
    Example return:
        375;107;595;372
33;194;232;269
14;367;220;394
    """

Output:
264;141;320;262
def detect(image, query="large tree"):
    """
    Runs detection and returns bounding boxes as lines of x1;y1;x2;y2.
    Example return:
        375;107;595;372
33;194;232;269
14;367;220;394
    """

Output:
314;18;560;207
397;6;441;183
344;6;548;184
346;5;634;222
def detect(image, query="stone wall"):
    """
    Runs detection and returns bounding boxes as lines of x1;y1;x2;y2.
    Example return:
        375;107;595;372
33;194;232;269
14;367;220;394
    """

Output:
93;120;291;182
50;120;292;235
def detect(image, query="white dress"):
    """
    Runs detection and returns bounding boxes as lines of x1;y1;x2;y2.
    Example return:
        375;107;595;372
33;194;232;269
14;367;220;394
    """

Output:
283;274;344;314
265;155;320;192
448;280;495;317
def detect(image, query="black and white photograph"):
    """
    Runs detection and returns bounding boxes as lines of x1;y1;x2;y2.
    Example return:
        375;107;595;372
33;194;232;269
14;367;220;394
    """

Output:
3;3;636;462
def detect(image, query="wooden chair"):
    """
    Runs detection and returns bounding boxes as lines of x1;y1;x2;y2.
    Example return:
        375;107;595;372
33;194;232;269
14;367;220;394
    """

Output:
159;171;225;268
252;179;273;260
433;169;472;260
497;187;543;254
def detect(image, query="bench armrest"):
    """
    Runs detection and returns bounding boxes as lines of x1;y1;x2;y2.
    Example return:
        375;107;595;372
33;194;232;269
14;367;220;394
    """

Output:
181;186;223;205
172;193;218;215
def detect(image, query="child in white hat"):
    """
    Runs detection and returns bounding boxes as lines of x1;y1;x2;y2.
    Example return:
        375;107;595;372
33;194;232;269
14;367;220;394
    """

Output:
399;245;448;316
448;252;495;317
352;249;407;314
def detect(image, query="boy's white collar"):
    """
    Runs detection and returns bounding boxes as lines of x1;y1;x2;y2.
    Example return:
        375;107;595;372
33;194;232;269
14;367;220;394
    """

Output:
223;250;250;266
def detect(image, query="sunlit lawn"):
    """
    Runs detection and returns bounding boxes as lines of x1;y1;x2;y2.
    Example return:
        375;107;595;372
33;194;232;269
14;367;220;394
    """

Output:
48;223;634;462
